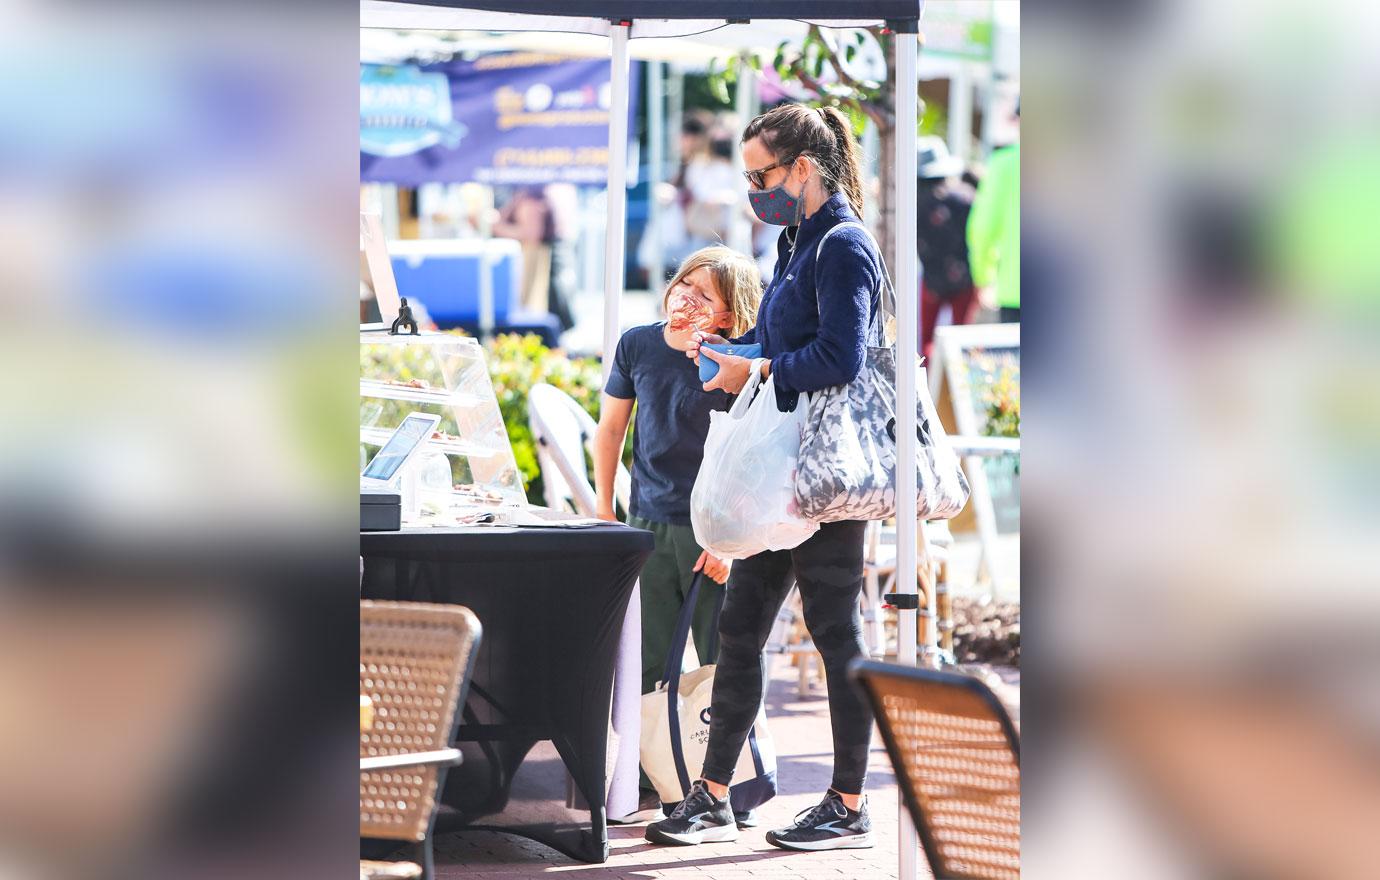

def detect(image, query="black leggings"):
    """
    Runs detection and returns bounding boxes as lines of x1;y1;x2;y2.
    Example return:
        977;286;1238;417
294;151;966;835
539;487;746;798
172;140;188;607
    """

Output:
700;519;872;794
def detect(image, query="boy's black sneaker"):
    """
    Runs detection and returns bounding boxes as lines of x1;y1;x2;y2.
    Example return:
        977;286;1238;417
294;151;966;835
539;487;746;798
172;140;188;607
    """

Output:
644;780;738;846
765;790;873;851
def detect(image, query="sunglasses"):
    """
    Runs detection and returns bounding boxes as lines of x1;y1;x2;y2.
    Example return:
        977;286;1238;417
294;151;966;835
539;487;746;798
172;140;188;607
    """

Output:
743;158;795;190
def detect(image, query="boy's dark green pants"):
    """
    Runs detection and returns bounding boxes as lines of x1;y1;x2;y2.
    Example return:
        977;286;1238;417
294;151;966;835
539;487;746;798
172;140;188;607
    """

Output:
628;515;723;696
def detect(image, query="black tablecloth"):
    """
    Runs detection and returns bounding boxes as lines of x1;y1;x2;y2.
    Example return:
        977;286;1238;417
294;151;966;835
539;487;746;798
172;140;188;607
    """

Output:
360;523;652;863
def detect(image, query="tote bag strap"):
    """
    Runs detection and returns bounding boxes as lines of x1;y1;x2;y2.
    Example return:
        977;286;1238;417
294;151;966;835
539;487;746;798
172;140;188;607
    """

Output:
815;221;900;347
661;572;707;685
664;572;738;799
664;573;706;795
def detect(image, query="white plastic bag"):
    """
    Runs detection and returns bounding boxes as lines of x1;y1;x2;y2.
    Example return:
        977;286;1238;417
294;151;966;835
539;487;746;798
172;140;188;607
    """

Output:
691;363;819;560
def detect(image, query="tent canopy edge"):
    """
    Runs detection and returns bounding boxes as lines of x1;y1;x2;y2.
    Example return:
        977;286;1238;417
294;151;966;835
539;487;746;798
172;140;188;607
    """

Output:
362;0;921;37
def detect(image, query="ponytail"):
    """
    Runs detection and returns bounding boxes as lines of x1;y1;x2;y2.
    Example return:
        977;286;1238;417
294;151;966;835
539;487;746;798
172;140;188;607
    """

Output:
817;106;865;219
743;102;866;218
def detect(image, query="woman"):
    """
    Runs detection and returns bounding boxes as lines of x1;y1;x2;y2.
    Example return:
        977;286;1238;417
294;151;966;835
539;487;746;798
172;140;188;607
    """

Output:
644;103;883;852
492;186;570;327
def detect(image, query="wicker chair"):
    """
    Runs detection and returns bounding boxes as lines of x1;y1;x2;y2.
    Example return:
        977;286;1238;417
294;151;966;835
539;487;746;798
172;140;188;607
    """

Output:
849;660;1020;880
361;601;481;880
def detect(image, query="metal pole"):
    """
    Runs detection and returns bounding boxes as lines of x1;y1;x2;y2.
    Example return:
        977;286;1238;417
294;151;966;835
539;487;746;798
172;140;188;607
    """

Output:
895;21;922;880
647;59;666;295
668;62;684;171
948;63;973;164
730;51;755;256
602;22;631;383
580;188;599;315
861;118;880;229
979;68;998;159
478;244;494;343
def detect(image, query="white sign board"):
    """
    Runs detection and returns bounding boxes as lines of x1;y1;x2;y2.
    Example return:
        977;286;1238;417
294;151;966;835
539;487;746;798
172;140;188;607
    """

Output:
933;321;1020;591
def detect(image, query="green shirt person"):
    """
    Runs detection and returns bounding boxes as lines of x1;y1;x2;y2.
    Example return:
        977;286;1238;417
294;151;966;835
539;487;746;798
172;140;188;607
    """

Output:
968;142;1021;317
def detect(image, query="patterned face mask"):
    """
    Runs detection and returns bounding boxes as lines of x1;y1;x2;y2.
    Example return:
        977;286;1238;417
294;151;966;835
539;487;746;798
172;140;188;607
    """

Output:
667;289;732;333
748;179;805;226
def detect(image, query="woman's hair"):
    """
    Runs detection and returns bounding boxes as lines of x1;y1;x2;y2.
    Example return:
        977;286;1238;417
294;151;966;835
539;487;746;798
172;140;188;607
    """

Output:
742;103;865;218
663;246;762;339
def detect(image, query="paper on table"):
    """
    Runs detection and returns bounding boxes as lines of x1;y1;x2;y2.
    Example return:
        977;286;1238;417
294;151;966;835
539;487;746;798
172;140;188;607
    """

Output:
492;507;605;528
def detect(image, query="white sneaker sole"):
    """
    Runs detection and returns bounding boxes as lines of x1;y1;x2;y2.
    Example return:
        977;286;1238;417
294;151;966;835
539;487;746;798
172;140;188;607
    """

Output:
609;807;663;825
646;822;740;846
766;830;874;851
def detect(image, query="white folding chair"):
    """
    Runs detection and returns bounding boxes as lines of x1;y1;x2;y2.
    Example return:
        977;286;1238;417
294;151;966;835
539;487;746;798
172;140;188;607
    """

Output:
526;383;630;516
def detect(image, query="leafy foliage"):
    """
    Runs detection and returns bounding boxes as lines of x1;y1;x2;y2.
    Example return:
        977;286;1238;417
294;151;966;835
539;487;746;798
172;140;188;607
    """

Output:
707;26;921;265
964;348;1021;441
983;365;1021;440
712;26;903;135
484;333;632;505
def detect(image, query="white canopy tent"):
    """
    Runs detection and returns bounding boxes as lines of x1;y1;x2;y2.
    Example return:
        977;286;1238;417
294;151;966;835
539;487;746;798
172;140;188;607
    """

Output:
361;3;928;876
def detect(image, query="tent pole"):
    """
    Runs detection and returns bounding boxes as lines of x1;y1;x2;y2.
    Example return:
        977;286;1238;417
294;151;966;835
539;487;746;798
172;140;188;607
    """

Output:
894;21;922;880
730;50;755;257
647;59;666;295
602;22;631;383
668;62;684;171
948;62;973;164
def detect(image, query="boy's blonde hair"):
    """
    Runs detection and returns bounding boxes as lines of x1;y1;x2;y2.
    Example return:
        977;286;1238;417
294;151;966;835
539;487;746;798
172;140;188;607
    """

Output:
663;246;762;339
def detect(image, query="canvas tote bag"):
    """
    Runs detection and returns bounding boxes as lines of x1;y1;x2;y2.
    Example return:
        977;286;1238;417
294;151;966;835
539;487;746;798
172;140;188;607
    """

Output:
639;574;777;811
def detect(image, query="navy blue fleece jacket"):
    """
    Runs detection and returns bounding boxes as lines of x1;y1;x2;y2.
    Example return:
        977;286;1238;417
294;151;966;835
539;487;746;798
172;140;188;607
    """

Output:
732;192;882;411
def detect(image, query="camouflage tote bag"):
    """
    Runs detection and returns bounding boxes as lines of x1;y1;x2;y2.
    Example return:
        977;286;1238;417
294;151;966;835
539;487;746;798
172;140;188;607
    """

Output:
794;223;969;523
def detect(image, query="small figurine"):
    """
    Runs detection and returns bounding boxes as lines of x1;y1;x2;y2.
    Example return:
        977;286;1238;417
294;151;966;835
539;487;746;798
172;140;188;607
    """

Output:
390;297;420;336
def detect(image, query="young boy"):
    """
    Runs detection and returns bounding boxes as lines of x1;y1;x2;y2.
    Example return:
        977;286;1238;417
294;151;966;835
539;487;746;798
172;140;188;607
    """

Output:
594;246;762;759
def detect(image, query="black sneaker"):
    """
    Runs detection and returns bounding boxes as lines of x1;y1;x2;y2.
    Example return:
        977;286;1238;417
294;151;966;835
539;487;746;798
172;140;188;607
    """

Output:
644;780;738;846
765;790;873;851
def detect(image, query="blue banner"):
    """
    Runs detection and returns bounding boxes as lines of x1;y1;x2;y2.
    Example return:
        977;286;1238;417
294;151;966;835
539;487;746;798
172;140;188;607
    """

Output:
360;54;638;187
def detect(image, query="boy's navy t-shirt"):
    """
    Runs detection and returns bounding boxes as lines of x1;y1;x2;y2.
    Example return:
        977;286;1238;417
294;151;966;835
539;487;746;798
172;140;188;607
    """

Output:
604;322;731;526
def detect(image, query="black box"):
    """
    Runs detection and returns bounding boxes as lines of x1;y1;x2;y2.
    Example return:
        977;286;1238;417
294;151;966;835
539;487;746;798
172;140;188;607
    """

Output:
360;488;401;531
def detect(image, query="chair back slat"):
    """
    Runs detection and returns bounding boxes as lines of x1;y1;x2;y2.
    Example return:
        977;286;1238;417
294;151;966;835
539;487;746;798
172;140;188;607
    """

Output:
851;660;1020;880
360;601;480;842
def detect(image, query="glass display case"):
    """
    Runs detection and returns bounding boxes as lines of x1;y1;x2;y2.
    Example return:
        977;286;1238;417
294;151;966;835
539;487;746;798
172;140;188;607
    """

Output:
360;330;526;521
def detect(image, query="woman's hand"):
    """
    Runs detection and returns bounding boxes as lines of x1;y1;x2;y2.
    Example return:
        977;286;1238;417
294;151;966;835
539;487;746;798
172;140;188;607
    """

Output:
700;347;768;395
684;330;727;365
694;550;730;585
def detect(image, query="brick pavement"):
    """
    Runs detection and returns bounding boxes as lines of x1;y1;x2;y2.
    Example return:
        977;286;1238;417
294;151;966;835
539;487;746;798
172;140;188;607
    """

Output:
429;656;956;880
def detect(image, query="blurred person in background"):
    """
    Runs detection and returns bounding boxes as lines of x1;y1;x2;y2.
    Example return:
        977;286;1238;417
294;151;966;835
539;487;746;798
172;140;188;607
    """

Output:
417;183;479;238
682;128;742;249
678;111;714;174
543;182;579;333
639;112;715;278
969;102;1021;323
492;185;573;329
915;136;979;361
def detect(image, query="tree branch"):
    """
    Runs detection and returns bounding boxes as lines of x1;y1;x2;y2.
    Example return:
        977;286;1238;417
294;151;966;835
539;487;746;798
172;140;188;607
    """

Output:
818;29;866;94
793;67;887;129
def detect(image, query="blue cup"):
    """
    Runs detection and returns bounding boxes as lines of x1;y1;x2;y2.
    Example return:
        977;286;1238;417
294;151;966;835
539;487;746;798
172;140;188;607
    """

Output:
699;342;763;383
